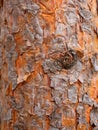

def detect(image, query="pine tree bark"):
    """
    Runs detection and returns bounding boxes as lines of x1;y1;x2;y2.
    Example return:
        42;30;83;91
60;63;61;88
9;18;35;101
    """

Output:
0;0;98;130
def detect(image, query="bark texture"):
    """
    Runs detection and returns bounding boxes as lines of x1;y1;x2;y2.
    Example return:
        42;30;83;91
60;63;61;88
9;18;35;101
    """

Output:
0;0;98;130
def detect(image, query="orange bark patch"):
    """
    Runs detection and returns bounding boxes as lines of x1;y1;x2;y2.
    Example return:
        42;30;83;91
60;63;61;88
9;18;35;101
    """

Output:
93;36;98;53
85;105;92;123
88;73;98;102
14;32;25;53
77;124;87;130
62;116;75;127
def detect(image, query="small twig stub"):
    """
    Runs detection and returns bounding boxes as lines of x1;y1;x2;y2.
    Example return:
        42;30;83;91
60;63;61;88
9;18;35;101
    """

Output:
57;49;78;69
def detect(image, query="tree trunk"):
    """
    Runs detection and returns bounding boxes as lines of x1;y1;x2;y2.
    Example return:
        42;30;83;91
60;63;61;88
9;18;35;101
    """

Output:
0;0;98;130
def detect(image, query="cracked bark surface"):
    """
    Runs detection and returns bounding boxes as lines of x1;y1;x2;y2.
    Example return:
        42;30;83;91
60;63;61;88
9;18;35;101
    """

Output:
0;0;98;130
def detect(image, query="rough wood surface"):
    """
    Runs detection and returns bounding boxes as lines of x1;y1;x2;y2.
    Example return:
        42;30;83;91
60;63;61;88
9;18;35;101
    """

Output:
0;0;98;130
